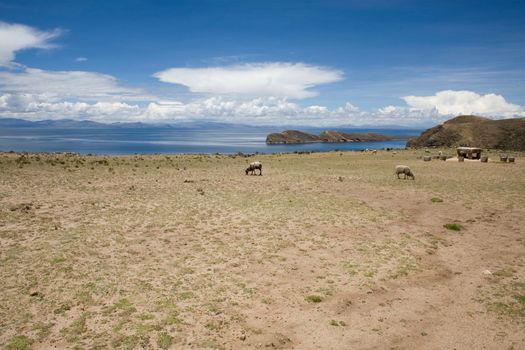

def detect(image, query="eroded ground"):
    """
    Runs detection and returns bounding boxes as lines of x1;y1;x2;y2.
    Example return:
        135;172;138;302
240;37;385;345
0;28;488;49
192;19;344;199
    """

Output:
0;150;524;349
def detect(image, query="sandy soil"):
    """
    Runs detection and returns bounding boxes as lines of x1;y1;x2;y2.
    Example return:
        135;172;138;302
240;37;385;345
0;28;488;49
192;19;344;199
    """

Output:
0;149;523;349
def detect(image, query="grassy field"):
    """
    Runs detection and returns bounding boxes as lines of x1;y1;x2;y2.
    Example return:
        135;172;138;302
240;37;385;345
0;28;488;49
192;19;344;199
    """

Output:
0;149;524;349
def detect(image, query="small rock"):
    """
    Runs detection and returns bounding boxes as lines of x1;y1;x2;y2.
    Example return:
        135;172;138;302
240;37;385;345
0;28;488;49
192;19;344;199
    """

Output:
482;270;492;275
240;334;246;341
29;289;40;297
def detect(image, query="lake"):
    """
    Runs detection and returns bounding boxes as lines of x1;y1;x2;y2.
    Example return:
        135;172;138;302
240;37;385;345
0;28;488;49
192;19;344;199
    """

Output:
0;126;422;155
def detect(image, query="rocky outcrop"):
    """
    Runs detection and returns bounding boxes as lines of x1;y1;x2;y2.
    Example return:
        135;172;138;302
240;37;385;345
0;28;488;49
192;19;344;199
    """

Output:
266;130;322;144
266;130;395;144
407;115;525;150
319;131;395;142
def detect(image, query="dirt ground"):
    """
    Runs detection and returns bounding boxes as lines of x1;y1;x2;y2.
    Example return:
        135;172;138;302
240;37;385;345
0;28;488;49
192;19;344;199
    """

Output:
0;149;524;349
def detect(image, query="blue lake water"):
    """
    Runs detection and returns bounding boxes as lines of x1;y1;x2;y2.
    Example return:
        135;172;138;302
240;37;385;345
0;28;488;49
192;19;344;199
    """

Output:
0;126;422;155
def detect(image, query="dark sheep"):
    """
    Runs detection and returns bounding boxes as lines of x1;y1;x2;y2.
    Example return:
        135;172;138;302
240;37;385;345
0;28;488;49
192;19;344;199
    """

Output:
245;161;262;176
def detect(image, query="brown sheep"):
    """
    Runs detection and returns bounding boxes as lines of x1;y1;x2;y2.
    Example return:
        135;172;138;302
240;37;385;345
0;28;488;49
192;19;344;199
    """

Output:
245;161;262;176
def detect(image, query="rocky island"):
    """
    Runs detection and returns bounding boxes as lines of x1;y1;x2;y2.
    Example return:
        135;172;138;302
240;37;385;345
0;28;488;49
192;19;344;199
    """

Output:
266;130;397;144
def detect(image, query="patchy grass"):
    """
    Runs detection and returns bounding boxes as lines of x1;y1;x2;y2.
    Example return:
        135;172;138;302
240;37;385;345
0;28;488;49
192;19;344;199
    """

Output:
478;265;525;322
494;267;517;278
4;335;33;350
157;332;173;349
443;223;462;231
431;197;443;203
306;295;323;303
61;314;88;342
0;150;524;348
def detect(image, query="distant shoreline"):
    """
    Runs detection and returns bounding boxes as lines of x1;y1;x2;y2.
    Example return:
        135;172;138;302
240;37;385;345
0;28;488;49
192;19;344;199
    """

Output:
0;143;408;157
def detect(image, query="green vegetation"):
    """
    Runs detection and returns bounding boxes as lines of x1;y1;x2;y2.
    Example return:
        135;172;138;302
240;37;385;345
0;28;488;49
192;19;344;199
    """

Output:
329;320;346;326
443;223;462;231
306;295;323;303
157;332;173;349
4;336;33;350
61;315;88;342
494;267;517;277
431;197;443;203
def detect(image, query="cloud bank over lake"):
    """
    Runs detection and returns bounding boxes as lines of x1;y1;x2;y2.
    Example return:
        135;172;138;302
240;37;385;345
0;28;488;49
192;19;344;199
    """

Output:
0;4;524;127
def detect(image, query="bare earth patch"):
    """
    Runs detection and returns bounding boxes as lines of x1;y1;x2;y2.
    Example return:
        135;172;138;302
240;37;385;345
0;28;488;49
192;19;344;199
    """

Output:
0;150;524;349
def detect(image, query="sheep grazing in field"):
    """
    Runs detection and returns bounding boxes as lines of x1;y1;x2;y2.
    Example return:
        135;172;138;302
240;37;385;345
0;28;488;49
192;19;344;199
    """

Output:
245;161;262;176
394;165;415;180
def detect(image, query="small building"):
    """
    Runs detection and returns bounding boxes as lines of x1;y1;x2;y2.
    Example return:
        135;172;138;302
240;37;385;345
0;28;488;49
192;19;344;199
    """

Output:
456;147;482;160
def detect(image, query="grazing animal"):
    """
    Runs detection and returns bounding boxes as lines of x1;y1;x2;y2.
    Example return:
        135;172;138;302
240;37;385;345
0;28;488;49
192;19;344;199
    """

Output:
394;165;415;180
245;161;262;176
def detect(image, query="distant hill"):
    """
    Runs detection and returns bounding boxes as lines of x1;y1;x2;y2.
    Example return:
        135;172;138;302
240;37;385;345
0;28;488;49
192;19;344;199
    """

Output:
0;118;270;130
407;115;525;150
266;130;396;144
0;118;126;128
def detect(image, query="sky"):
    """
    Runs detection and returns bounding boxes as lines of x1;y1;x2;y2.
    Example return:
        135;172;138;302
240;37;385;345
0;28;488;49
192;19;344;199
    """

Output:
0;0;524;126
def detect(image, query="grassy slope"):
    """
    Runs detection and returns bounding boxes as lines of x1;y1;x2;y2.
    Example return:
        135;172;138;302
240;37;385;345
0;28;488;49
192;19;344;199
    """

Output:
407;115;525;150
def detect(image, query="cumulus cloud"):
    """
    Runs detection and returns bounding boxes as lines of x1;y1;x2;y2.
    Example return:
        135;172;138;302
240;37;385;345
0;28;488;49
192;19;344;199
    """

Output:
75;57;88;62
0;21;61;66
153;62;343;99
2;90;523;126
0;93;364;125
137;97;442;126
1;69;523;127
403;90;524;118
0;68;151;101
0;93;142;121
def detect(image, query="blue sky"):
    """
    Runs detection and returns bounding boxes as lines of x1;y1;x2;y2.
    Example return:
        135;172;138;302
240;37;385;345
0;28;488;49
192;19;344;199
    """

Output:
0;0;524;126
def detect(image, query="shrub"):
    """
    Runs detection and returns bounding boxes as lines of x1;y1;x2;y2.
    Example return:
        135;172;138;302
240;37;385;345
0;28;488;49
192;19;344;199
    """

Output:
305;295;322;303
443;223;462;231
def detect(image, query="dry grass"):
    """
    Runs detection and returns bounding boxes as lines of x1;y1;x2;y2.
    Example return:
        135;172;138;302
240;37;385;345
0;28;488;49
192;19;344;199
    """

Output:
0;149;524;349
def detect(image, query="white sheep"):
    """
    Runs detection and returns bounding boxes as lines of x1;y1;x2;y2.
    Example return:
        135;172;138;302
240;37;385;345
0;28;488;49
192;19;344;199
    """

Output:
245;161;262;176
394;165;415;180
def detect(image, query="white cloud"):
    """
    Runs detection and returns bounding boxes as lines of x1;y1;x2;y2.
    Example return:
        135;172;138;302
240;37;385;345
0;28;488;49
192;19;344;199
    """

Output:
1;66;523;128
0;21;61;66
153;62;343;99
2;90;523;126
0;93;142;121
0;93;363;125
75;57;88;62
403;90;524;118
0;68;151;101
